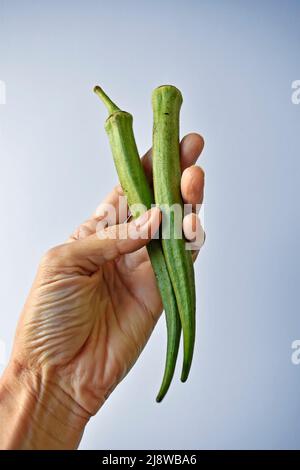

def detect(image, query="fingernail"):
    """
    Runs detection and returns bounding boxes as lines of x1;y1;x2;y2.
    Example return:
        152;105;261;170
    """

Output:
133;210;151;228
183;213;205;248
131;208;160;241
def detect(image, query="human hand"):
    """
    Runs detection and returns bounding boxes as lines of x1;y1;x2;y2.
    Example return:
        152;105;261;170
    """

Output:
1;133;205;449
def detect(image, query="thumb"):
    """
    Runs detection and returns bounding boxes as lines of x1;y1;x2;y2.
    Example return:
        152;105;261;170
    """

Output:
42;208;161;273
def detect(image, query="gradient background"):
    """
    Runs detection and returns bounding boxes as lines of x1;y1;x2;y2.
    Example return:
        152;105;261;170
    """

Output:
0;0;299;449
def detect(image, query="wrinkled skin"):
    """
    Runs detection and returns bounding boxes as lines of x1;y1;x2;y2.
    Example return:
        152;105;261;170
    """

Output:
11;133;205;418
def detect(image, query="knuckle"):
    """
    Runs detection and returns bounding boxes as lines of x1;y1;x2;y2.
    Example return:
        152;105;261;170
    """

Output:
113;184;123;196
41;245;66;265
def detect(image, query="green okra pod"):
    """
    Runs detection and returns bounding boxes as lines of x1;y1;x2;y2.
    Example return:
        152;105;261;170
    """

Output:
94;86;181;401
152;85;196;382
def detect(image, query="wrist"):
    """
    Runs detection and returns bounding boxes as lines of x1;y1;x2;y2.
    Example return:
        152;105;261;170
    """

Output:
0;359;89;449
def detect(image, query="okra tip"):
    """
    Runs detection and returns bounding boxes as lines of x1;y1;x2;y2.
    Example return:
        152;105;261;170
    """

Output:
180;372;189;383
180;359;192;383
152;84;183;103
93;85;121;115
156;387;169;403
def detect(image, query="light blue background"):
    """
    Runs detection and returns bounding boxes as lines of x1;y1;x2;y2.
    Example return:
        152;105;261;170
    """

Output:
0;0;299;449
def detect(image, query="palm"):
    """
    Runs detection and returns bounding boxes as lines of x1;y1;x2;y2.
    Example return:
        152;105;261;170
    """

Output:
15;244;161;415
62;246;161;411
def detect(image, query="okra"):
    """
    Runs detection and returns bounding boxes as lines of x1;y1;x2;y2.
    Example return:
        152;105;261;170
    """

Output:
152;85;196;382
94;86;181;401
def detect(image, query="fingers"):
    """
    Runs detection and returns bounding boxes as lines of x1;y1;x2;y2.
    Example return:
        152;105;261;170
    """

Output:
46;208;161;274
68;133;205;243
93;184;126;220
179;148;206;259
67;184;128;242
183;212;205;262
181;165;205;209
142;133;204;180
179;133;205;171
68;218;99;242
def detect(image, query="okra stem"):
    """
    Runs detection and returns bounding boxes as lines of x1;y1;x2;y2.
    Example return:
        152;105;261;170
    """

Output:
94;86;120;115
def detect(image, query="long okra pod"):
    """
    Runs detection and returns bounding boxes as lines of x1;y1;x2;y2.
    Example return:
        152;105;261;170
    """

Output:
94;86;181;401
152;85;196;382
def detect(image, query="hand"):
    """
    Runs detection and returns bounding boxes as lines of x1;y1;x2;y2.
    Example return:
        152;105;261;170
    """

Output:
1;133;205;449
